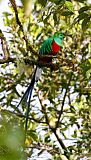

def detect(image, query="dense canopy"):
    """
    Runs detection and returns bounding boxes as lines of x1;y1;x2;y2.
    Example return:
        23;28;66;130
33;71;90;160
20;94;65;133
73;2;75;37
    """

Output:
0;0;91;160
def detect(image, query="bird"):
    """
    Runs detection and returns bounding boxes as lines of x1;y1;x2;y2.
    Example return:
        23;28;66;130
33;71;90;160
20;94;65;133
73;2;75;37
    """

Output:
17;32;65;133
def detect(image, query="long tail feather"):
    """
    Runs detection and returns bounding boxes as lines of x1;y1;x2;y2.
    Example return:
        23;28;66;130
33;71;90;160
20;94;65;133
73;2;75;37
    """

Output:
17;67;37;133
17;67;42;135
25;69;36;133
17;84;33;109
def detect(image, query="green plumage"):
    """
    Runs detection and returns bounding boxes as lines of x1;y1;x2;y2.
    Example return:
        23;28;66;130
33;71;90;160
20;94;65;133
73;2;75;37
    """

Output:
39;32;64;55
39;37;53;55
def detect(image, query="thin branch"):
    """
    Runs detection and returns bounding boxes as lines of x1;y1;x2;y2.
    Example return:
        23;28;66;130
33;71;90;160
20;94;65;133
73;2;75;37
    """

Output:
51;128;69;158
38;93;49;125
0;54;79;81
0;56;78;74
0;57;15;64
37;93;69;159
1;109;46;124
56;72;73;128
0;56;61;71
9;0;23;32
24;58;61;69
0;55;55;66
0;29;10;59
9;0;39;57
28;143;59;155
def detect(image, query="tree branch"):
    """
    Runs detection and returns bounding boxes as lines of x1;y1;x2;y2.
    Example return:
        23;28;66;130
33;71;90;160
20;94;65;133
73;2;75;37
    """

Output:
37;93;69;159
1;109;46;124
0;57;15;64
51;128;69;158
9;0;39;57
0;29;10;59
28;143;59;155
0;56;62;71
0;56;78;75
56;72;73;128
9;0;23;32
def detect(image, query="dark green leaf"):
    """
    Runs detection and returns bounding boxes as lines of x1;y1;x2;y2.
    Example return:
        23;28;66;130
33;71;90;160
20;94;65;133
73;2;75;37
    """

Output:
53;13;57;22
49;0;64;5
78;6;91;13
82;17;90;31
77;13;88;21
38;0;47;6
74;0;86;2
62;11;74;16
73;13;89;24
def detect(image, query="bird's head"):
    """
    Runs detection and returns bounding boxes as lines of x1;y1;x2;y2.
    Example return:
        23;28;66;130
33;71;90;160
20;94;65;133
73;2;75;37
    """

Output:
53;32;65;46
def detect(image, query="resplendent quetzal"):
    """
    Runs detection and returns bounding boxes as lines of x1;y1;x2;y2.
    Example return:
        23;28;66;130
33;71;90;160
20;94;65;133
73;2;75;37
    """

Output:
17;32;65;132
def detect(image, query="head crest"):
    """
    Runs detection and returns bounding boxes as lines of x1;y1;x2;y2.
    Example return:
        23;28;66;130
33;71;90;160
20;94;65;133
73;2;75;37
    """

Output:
53;32;65;46
54;32;65;38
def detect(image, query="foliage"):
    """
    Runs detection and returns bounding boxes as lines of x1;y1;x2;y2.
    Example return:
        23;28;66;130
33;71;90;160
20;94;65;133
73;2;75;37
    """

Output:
0;0;91;159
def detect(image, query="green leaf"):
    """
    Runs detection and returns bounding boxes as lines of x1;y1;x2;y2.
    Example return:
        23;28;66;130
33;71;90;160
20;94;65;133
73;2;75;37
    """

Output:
77;13;88;21
49;0;63;5
88;59;91;64
28;130;38;141
78;6;91;13
82;17;90;31
65;1;74;12
86;69;91;79
73;13;89;24
45;134;50;143
43;14;50;23
38;0;47;6
62;11;74;16
74;0;86;2
53;13;57;22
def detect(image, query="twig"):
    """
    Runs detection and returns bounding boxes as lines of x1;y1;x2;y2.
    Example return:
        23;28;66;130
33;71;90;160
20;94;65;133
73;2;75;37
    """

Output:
0;57;15;64
1;109;46;124
38;93;49;125
38;93;69;159
9;0;39;57
9;0;23;31
56;72;73;128
28;143;59;155
24;58;61;69
0;29;10;59
51;128;69;158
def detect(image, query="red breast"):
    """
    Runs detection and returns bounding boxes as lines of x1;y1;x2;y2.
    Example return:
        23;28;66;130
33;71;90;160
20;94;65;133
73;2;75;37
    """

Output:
52;41;61;56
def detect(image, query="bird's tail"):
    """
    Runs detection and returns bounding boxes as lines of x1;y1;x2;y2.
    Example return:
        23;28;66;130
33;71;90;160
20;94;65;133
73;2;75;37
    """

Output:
17;67;37;108
17;67;42;134
17;67;37;133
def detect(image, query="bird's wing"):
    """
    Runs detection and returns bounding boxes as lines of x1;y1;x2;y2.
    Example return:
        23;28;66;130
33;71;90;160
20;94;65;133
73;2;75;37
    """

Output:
39;37;53;55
